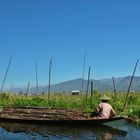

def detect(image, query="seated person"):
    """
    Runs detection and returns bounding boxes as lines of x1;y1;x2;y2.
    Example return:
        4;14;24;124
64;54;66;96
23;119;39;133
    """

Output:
90;95;116;119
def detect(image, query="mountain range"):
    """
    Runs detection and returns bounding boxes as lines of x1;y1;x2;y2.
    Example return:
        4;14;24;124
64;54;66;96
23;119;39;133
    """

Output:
11;76;140;94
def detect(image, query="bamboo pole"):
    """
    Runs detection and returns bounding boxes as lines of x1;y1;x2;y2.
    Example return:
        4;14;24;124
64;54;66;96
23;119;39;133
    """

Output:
122;59;139;112
48;58;52;101
0;55;12;93
85;66;91;102
112;76;117;99
26;82;30;95
81;51;86;93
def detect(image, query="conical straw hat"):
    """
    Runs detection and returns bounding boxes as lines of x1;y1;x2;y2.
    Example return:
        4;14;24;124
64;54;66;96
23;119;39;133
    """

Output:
100;95;111;100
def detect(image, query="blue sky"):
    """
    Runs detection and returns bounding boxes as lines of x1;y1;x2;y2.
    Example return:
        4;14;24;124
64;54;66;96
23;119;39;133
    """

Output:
0;0;140;89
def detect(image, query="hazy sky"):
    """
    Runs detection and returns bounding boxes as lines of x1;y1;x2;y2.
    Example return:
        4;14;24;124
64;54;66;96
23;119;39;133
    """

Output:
0;0;140;89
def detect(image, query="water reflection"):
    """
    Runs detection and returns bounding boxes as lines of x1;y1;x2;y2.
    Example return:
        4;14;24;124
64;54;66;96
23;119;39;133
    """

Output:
0;122;138;140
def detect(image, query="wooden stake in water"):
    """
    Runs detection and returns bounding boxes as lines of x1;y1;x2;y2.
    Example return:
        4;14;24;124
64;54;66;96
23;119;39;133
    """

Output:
122;59;139;112
86;66;91;102
112;76;117;99
0;55;12;93
48;59;52;101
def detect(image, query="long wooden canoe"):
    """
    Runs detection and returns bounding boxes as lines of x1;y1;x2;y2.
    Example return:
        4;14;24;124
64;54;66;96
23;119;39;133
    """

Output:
0;107;125;125
0;115;125;125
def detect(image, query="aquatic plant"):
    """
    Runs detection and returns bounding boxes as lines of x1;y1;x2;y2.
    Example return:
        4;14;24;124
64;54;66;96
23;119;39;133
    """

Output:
0;92;139;124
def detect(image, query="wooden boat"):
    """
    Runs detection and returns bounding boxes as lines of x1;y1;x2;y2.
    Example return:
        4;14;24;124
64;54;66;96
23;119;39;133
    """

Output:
0;107;125;126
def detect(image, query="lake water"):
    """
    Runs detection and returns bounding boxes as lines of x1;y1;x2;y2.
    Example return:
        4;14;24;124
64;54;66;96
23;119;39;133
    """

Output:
0;121;139;140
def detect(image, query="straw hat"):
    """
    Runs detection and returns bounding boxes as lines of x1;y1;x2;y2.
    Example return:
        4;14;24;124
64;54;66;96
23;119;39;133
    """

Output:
100;95;111;101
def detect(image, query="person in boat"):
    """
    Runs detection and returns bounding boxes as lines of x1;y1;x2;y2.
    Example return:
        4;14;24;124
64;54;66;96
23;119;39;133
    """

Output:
90;95;116;119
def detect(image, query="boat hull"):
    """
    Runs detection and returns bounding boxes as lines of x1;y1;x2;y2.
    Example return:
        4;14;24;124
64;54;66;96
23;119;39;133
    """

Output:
0;115;125;126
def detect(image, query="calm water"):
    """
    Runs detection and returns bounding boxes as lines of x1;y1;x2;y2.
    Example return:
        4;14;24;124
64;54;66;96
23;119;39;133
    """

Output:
0;121;139;140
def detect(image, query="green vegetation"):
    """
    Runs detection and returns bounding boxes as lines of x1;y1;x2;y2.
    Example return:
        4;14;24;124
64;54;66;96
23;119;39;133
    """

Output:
0;92;139;124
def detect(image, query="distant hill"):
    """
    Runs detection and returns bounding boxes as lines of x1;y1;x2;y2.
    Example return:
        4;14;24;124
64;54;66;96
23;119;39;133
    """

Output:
116;76;140;91
9;76;140;94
